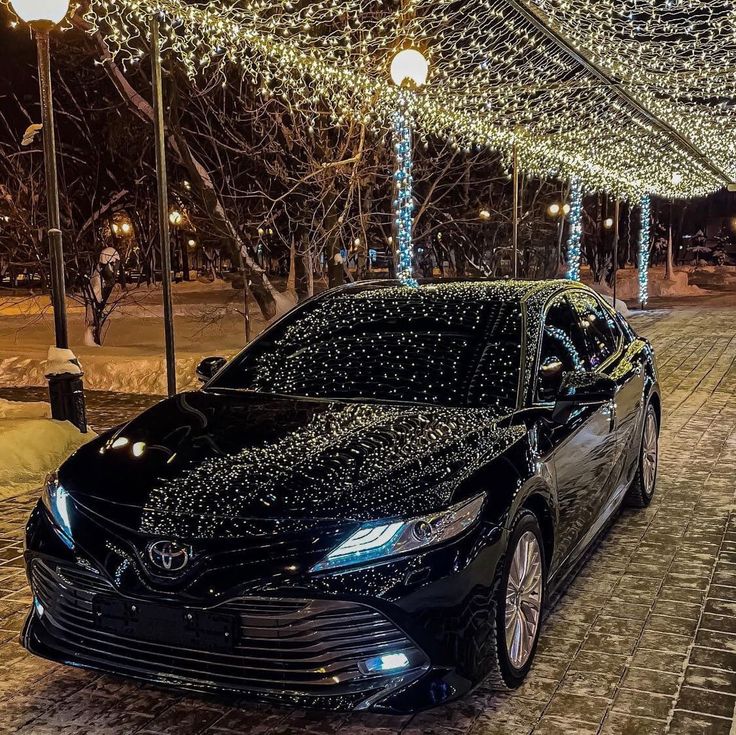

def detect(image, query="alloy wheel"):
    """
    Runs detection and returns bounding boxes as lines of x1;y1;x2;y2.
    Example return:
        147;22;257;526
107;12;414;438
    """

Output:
642;409;658;497
504;530;543;669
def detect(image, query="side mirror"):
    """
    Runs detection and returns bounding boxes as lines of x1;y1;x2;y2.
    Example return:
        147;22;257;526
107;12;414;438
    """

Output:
196;356;227;383
552;371;616;423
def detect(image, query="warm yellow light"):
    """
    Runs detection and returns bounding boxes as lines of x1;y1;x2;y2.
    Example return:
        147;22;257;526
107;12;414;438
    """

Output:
479;209;491;220
548;203;560;216
169;210;183;226
390;48;429;88
111;223;119;234
121;222;131;234
562;203;571;215
603;217;614;229
10;0;70;24
353;237;361;246
187;238;196;247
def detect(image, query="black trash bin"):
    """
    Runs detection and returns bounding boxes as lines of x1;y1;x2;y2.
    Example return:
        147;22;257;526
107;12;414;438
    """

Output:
48;372;88;434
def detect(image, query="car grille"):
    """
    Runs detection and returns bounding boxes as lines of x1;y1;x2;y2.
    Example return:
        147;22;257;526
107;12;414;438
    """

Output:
29;560;426;703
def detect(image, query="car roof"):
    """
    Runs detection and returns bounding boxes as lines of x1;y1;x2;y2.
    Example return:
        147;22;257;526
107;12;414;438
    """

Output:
322;278;591;310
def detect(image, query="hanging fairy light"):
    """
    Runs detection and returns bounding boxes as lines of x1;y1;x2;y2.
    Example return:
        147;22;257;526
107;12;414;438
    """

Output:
637;194;651;307
74;0;732;198
565;178;583;281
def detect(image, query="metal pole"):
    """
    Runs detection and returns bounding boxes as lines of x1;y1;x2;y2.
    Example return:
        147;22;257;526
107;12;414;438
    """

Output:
512;143;519;278
150;14;177;397
36;29;68;350
36;27;87;432
665;196;674;279
612;199;620;309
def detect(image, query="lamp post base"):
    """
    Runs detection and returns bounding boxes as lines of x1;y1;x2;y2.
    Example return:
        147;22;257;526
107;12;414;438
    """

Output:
44;347;87;433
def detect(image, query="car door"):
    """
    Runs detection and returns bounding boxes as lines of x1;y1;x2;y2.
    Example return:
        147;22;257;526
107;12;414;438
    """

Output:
568;292;645;506
534;293;618;572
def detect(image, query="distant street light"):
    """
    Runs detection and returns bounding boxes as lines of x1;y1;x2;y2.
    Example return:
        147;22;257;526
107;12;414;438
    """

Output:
169;209;183;226
603;217;614;229
11;0;87;432
479;208;491;220
548;203;560;216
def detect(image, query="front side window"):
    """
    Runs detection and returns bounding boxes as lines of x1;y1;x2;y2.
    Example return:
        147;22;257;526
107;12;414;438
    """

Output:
536;295;588;401
212;284;523;410
568;292;620;369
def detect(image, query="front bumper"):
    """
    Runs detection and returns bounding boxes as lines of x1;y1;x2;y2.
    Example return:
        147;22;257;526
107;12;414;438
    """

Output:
22;502;505;713
24;557;429;711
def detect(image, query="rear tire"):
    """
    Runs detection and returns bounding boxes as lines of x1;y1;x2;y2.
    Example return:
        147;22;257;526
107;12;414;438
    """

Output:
484;509;546;690
625;402;659;508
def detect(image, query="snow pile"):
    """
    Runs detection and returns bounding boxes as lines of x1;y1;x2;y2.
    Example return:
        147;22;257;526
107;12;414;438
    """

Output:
0;399;93;498
44;346;83;377
597;293;631;317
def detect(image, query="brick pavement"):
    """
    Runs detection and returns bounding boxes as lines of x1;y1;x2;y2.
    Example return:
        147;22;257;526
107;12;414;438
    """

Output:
0;303;735;734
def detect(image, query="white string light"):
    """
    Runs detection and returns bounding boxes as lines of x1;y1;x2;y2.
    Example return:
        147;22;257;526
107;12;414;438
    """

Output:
393;92;417;287
565;178;583;281
637;194;651;307
74;0;731;199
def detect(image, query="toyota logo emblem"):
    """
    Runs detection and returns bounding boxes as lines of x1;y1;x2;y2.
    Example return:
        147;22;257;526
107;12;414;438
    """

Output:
147;540;192;572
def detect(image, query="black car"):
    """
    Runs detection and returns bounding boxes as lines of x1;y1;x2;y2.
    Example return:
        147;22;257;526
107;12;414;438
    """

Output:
22;279;660;713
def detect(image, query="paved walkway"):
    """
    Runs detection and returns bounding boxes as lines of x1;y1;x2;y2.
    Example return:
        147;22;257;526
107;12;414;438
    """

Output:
1;302;735;734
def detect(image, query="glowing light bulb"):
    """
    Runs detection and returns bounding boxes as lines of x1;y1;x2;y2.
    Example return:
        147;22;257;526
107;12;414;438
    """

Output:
10;0;70;24
390;48;429;88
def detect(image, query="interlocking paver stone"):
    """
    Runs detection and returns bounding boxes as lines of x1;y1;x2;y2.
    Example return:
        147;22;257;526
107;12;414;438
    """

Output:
1;299;735;733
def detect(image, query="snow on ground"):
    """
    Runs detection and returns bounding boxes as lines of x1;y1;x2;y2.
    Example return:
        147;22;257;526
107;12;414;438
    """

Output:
0;399;94;499
0;280;269;395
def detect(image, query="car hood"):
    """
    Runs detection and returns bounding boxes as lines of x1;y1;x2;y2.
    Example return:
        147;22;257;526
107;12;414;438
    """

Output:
60;390;524;534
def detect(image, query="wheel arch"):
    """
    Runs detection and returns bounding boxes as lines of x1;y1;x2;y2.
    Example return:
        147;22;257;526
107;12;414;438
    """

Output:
520;490;555;572
648;389;661;429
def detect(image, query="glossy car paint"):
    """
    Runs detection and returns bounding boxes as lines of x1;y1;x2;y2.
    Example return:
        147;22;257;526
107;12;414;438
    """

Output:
21;279;659;713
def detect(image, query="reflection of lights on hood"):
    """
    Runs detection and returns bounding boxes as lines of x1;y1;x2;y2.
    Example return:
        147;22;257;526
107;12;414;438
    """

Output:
132;442;146;457
112;437;129;448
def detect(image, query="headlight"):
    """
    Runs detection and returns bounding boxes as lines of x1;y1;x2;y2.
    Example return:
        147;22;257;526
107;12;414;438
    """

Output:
311;493;485;572
41;472;74;548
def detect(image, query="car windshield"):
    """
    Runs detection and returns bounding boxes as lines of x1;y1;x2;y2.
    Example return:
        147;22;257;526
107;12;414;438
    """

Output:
212;283;523;409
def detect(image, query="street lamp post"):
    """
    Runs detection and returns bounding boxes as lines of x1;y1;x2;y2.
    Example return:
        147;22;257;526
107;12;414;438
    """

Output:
11;0;87;432
389;47;428;286
666;172;682;280
548;201;570;275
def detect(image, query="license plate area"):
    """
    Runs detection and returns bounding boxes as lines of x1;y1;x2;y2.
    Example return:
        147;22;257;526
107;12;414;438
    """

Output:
93;595;238;652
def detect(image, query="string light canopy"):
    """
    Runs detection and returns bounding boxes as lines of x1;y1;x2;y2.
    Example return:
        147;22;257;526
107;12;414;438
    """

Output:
77;0;733;199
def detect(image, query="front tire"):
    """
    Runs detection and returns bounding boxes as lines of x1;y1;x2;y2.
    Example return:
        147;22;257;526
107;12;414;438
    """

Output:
625;402;659;508
485;510;546;689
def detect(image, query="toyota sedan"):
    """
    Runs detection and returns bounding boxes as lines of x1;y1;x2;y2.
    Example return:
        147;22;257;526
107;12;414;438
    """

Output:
22;279;659;713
